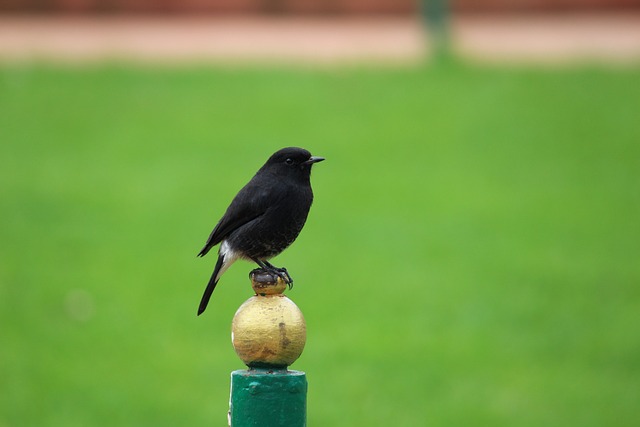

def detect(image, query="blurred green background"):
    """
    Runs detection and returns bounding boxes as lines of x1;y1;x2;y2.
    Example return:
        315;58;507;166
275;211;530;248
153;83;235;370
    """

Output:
1;63;639;426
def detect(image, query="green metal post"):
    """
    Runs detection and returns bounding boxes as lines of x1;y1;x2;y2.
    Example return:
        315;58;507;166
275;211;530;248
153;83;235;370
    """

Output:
230;369;307;427
421;0;451;59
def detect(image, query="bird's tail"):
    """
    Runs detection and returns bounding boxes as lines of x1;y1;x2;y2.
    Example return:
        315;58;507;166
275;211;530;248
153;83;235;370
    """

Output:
197;254;225;316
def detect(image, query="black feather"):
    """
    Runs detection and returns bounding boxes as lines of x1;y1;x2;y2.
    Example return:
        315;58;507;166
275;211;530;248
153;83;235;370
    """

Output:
198;254;225;316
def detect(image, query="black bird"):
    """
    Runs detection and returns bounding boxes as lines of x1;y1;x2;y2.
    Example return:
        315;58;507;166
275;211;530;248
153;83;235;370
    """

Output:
197;147;324;316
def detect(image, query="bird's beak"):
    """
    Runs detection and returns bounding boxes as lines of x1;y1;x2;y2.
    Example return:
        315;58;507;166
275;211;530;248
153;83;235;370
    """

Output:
304;156;325;165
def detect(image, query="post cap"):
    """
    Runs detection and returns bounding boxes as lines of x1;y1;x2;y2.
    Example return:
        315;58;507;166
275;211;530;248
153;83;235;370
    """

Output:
249;269;287;296
231;268;306;369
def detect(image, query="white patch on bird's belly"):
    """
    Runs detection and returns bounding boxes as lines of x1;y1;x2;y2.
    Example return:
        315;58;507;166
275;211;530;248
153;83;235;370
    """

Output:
220;240;235;259
216;240;241;282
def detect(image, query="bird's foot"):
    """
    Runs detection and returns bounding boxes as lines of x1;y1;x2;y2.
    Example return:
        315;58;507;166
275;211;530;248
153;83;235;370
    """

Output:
275;267;294;289
264;264;293;289
253;260;294;289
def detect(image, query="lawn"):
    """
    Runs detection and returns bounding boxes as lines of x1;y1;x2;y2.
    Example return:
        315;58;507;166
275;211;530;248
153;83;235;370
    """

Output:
1;62;639;426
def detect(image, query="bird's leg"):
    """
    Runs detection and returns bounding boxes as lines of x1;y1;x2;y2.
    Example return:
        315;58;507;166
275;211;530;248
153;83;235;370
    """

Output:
253;259;294;288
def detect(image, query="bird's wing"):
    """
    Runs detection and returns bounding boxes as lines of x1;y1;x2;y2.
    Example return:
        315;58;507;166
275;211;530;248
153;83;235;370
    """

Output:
197;180;276;257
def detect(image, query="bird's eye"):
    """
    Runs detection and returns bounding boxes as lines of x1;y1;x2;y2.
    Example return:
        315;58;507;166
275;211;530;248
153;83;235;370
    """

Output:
285;158;294;165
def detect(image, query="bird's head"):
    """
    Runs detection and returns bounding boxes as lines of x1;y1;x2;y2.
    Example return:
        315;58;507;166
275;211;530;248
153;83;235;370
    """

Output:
262;147;324;181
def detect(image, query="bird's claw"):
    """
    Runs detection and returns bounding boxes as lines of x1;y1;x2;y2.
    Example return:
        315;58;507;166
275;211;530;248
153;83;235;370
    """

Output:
259;261;293;289
276;267;294;289
268;266;293;289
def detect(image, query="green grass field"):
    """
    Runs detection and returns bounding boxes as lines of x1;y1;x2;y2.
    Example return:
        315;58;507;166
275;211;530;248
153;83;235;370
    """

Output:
1;63;639;426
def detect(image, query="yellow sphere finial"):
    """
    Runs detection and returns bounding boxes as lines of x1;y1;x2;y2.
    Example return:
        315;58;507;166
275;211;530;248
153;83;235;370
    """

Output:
231;269;306;369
